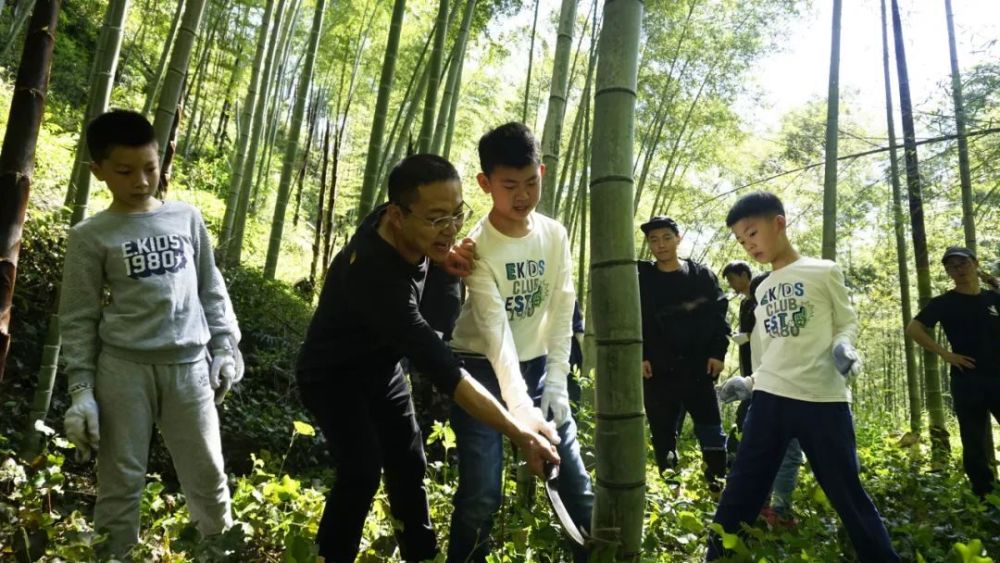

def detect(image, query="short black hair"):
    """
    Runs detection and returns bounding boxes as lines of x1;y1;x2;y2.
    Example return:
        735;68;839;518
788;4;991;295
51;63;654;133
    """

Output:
86;109;157;164
478;122;540;175
721;260;752;279
387;153;460;208
726;191;785;227
749;271;771;296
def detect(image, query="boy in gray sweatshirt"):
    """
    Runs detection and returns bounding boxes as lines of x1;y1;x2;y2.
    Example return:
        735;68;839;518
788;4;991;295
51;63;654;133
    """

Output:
60;110;243;559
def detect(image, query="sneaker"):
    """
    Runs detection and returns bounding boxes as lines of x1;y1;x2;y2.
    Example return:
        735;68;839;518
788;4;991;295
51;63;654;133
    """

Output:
665;450;679;469
760;506;798;529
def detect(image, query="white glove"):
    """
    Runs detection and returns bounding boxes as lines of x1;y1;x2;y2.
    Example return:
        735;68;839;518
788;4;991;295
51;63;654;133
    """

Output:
64;387;100;462
511;404;561;446
540;373;571;427
717;376;753;404
729;332;750;346
833;341;863;379
209;342;244;405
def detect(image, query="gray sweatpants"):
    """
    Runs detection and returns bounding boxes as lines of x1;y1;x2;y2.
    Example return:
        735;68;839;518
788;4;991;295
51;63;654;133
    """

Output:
94;353;232;557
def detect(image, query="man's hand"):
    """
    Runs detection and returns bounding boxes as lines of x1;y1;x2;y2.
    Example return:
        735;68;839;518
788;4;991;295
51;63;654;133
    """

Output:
706;358;725;379
511;425;561;477
832;341;863;379
540;373;571;426
65;387;100;462
717;376;753;403
942;350;976;371
210;345;245;404
642;360;652;379
512;404;560;446
729;332;750;346
442;237;476;277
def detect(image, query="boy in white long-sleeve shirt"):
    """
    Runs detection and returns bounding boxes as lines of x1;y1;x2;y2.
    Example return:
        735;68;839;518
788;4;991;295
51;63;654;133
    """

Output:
447;122;593;562
60;110;243;559
708;192;899;562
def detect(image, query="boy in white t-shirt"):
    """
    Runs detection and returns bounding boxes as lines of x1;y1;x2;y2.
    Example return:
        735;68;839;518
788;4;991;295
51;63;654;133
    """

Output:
447;123;593;562
708;192;899;562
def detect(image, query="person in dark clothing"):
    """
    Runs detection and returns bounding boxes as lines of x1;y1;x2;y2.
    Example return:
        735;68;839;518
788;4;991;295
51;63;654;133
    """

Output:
568;300;585;408
409;262;466;443
639;216;730;491
295;154;560;563
907;246;1000;499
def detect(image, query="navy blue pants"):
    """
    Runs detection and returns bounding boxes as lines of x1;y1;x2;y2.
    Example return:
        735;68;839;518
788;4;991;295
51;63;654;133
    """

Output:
708;391;900;562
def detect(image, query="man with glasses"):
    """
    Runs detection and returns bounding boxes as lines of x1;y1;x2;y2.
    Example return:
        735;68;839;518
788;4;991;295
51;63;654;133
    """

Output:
907;246;1000;500
446;123;594;562
295;153;560;562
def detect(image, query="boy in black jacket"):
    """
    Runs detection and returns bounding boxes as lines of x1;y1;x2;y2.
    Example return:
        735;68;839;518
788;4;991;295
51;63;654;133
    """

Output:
639;216;729;490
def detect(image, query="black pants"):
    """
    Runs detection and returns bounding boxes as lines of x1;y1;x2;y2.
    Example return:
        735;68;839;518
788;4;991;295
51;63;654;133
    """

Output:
951;374;1000;497
643;368;727;481
299;367;436;562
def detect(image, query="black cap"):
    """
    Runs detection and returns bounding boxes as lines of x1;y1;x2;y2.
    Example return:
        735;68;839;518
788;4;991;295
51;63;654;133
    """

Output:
640;216;679;235
941;246;976;263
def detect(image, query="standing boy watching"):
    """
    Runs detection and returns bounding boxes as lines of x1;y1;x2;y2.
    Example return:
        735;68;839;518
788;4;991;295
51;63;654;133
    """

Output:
61;110;243;559
709;191;899;562
295;153;559;562
638;216;730;491
720;262;803;527
447;123;594;562
906;246;1000;499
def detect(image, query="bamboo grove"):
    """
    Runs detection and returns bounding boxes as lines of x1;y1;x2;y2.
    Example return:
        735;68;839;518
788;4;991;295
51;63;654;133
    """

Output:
1;0;999;559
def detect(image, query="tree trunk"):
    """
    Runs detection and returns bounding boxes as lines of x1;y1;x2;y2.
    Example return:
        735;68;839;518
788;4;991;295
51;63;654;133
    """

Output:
157;78;186;194
537;0;578;215
180;0;226;160
293;90;320;227
248;0;304;216
1;0;36;59
151;0;206;169
228;0;288;266
356;0;406;222
417;0;447;153
431;0;476;155
66;0;130;223
263;0;325;279
821;0;842;260
891;0;949;462
880;0;920;435
589;0;645;557
0;0;59;440
943;0;976;252
142;0;185;117
521;0;540;123
219;0;276;265
311;117;332;284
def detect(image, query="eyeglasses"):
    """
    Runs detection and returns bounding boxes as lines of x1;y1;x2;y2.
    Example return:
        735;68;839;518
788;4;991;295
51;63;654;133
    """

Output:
399;201;474;231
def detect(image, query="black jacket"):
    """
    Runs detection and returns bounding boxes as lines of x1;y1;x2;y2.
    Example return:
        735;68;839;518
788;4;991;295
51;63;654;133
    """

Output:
296;204;464;395
638;259;730;377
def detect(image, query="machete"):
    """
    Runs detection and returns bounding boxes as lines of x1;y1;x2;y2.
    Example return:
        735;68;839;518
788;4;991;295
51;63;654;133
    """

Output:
542;461;588;547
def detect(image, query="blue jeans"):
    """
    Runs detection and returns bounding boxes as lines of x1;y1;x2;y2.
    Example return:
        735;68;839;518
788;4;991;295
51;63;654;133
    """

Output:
447;356;594;563
708;391;899;562
771;438;803;513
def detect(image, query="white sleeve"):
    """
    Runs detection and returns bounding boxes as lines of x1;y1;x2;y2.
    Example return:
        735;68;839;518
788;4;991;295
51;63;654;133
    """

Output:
462;257;534;414
544;226;575;381
828;263;858;349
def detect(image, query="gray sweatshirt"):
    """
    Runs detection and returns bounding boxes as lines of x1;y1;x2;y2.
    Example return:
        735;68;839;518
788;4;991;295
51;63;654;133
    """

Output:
59;201;240;388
